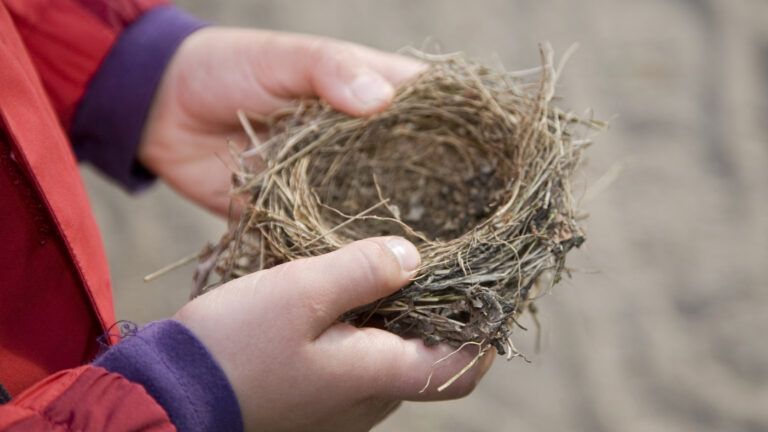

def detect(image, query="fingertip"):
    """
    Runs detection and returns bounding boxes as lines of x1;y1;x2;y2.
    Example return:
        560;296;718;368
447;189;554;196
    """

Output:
385;57;428;85
386;339;490;401
346;70;395;115
350;236;420;285
308;41;394;116
382;236;420;274
351;46;428;85
336;329;491;401
479;348;496;374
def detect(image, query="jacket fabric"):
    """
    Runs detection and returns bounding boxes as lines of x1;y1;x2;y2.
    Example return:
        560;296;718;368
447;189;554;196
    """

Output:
0;1;241;430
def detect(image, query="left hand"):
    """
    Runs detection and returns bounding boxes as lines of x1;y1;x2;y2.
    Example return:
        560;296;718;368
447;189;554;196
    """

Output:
174;236;494;431
140;28;424;215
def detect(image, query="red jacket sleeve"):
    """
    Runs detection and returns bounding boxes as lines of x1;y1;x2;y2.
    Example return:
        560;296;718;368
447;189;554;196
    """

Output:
3;0;170;127
0;365;175;431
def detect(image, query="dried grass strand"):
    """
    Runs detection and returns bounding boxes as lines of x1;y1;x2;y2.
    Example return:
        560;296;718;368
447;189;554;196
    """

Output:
195;44;604;356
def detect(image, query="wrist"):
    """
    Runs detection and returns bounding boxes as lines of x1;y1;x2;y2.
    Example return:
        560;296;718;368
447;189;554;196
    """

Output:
71;6;208;192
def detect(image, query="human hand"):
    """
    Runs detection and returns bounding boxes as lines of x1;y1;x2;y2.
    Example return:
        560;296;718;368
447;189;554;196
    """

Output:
140;28;424;215
174;237;494;432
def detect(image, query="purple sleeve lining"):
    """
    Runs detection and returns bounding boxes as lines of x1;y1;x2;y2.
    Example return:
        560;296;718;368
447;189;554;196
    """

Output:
70;6;208;192
93;319;243;432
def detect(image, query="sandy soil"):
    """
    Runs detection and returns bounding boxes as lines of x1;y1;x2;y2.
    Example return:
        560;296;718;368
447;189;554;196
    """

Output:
82;0;768;430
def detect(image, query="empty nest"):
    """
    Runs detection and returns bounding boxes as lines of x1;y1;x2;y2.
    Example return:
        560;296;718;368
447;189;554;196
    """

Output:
194;44;602;357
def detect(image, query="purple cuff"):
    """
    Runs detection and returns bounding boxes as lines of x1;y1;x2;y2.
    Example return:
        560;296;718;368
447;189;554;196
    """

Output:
94;320;243;432
70;6;208;192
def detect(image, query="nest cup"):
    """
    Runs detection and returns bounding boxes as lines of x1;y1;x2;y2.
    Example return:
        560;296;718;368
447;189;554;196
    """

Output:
195;44;601;357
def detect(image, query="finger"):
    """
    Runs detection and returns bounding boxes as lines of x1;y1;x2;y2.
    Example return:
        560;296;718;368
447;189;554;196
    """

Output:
245;31;423;115
389;338;493;401
310;46;395;116
328;327;494;401
251;236;420;337
349;45;427;85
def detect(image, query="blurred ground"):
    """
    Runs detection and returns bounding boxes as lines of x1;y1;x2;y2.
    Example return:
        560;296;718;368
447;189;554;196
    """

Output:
82;1;768;430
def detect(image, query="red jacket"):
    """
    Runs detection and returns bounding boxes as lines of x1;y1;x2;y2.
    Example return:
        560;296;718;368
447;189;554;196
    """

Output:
0;0;174;429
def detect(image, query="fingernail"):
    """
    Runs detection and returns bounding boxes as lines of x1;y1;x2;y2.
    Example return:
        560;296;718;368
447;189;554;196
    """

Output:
349;71;394;110
385;237;420;273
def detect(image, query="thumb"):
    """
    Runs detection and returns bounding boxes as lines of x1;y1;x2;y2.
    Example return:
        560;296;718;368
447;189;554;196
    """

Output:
310;49;395;115
255;237;420;337
247;31;423;115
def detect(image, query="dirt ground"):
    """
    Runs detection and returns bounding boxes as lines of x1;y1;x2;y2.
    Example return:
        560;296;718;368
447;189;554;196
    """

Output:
81;1;768;430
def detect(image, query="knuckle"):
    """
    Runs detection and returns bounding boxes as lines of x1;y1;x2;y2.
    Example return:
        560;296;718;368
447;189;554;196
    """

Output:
264;260;331;322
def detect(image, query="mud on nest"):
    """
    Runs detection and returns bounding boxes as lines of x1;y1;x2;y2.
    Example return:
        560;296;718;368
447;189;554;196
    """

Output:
194;44;603;358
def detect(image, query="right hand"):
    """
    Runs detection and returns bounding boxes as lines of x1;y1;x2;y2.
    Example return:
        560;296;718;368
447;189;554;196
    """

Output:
174;236;494;432
140;28;425;215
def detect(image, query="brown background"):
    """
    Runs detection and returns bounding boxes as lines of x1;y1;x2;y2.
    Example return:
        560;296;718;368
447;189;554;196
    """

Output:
81;1;768;430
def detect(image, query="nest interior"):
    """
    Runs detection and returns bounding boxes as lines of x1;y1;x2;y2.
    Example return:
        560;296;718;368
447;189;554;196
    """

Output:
195;45;602;356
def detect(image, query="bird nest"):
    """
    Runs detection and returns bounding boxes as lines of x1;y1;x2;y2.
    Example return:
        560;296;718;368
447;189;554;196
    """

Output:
194;45;602;356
